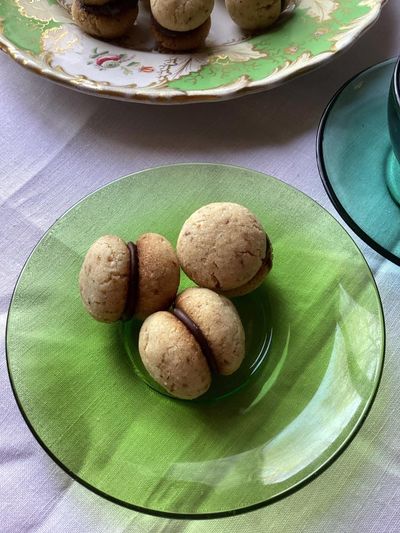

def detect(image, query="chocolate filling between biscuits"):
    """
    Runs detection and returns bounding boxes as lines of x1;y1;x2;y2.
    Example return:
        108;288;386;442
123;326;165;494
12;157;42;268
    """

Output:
79;0;138;17
264;233;273;271
241;233;273;285
122;241;139;321
248;233;273;280
172;307;219;375
252;233;273;276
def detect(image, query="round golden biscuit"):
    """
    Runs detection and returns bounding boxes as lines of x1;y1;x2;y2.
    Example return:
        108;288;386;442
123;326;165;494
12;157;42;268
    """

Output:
225;0;281;31
71;0;138;39
177;202;271;295
139;311;212;399
135;233;180;320
79;233;179;322
150;0;213;31
138;288;246;399
219;234;273;297
79;235;130;323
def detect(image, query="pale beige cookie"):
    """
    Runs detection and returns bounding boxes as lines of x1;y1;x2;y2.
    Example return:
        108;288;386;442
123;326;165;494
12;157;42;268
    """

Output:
71;0;138;39
177;202;271;294
79;235;130;323
79;233;179;323
225;0;281;31
219;234;273;297
135;233;180;319
139;288;246;399
139;311;212;399
150;0;213;31
151;17;211;51
175;288;245;375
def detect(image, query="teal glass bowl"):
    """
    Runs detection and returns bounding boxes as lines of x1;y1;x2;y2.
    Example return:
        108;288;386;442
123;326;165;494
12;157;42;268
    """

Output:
317;58;400;266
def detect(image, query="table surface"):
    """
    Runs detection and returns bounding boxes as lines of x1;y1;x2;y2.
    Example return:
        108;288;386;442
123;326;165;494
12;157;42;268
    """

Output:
1;1;400;531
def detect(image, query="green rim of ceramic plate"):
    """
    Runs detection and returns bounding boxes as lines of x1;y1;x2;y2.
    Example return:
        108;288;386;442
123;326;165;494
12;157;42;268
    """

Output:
6;164;385;518
317;57;400;266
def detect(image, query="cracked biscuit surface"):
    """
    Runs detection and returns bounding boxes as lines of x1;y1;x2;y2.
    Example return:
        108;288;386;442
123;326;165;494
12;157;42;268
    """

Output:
177;202;270;294
71;0;138;39
219;232;273;297
79;233;180;322
175;288;245;375
138;288;245;399
79;235;130;323
225;0;281;31
135;233;180;319
139;311;212;399
150;0;214;31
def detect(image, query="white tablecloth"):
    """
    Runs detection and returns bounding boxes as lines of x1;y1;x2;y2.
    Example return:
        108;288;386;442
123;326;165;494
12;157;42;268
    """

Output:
1;1;400;531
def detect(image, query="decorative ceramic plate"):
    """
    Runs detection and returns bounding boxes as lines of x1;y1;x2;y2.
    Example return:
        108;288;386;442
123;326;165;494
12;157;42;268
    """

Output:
6;164;384;517
0;0;386;103
317;58;400;265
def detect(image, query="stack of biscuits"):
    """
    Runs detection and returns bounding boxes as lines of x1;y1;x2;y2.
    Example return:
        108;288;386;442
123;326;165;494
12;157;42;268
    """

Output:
69;0;288;49
225;0;282;31
71;0;139;39
149;0;214;51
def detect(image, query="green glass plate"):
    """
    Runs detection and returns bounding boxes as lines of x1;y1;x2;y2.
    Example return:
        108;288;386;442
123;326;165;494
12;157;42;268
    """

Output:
6;164;384;518
317;58;400;265
0;0;385;103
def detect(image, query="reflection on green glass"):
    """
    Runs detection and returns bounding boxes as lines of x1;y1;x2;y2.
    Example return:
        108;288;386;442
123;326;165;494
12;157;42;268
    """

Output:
6;164;384;517
320;59;400;262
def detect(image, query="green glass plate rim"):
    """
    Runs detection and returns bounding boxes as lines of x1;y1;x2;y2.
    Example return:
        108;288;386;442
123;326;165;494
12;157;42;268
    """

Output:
316;56;400;266
5;163;386;519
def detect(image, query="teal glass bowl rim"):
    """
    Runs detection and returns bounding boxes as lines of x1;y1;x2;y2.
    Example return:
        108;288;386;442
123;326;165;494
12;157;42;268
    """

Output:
316;57;400;266
389;54;400;162
5;163;386;520
394;54;400;108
